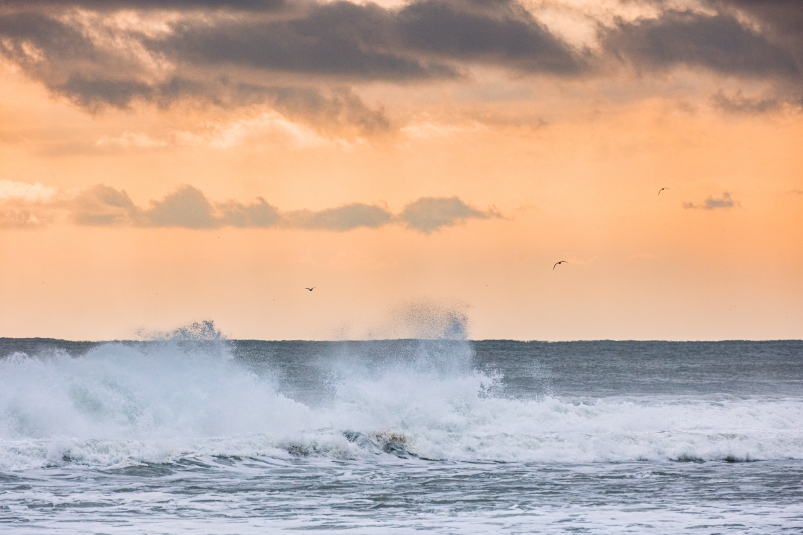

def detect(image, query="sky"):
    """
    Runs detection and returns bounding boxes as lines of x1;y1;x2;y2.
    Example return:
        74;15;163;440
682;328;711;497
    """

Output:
0;0;801;341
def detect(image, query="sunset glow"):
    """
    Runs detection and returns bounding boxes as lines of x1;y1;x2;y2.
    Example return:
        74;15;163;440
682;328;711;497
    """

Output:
0;0;801;340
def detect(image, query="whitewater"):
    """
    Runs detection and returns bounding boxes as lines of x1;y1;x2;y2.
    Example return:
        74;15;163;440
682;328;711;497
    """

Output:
1;333;802;533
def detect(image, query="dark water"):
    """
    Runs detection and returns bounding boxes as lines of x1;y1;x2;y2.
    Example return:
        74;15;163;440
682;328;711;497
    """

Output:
230;339;803;401
1;338;802;533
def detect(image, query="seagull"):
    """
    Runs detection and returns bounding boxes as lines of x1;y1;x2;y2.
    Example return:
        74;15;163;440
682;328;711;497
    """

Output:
658;187;670;195
305;287;315;291
553;261;567;270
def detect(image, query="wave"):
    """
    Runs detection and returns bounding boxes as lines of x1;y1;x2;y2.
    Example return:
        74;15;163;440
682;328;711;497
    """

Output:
1;340;802;469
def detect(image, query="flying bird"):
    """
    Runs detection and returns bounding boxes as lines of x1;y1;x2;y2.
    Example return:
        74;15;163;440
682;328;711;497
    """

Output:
658;187;670;195
305;287;315;291
553;261;567;270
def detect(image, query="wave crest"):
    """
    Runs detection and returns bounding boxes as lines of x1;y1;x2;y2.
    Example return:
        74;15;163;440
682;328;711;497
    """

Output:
1;340;802;469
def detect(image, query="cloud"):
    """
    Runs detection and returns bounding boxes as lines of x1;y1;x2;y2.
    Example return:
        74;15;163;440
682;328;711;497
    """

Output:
204;111;343;149
72;184;138;225
217;198;281;228
1;0;802;125
711;91;785;114
0;180;57;203
722;0;803;50
0;180;59;228
95;109;380;152
0;1;586;114
254;87;390;136
0;208;51;229
96;131;168;148
284;204;393;231
228;0;579;75
160;2;453;81
0;1;288;10
32;183;495;232
153;0;586;80
400;120;486;140
601;10;801;79
0;9;391;134
397;196;498;233
683;191;738;210
139;185;219;228
598;3;803;111
393;0;586;75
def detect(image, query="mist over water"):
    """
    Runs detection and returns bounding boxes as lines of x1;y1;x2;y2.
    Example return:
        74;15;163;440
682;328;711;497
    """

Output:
1;322;802;532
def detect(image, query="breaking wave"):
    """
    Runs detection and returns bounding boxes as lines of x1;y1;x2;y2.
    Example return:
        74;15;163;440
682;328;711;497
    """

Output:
1;336;802;470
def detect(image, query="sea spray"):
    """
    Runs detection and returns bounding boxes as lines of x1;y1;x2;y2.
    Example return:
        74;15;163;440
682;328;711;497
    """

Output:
2;335;803;468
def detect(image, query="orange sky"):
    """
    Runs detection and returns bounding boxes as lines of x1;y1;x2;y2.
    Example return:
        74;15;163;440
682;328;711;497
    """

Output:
1;0;801;340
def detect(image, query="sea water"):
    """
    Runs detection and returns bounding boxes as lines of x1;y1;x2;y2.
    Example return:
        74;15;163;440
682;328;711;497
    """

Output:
1;335;802;533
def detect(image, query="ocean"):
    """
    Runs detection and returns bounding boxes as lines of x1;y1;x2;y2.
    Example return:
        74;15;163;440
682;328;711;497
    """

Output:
1;335;802;533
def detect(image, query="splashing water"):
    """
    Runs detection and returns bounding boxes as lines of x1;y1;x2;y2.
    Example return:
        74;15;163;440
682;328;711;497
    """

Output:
1;332;802;470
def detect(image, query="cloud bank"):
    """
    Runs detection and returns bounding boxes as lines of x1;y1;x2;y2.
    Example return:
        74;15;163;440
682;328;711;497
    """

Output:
0;0;800;126
0;181;497;232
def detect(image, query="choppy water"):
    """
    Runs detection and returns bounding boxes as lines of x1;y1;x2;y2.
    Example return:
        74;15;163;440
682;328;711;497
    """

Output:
1;335;802;533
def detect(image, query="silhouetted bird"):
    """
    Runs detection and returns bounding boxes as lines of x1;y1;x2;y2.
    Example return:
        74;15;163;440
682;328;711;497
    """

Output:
658;187;669;195
553;261;567;270
305;287;315;291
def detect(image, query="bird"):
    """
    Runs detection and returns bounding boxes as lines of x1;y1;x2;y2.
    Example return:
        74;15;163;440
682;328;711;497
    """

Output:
553;261;567;270
658;187;670;195
305;287;315;291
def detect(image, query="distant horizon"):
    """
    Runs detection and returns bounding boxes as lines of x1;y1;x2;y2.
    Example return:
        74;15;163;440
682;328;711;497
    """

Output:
3;336;802;344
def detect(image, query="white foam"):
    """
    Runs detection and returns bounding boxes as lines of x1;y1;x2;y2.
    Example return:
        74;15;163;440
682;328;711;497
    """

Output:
1;343;802;469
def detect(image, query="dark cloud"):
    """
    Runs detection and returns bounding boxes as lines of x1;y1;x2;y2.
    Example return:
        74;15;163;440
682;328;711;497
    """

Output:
711;91;785;114
718;1;803;95
397;196;497;233
0;9;392;130
2;0;799;120
0;0;587;117
721;0;803;45
0;12;176;110
154;0;585;81
0;12;88;58
0;12;98;80
250;86;390;134
683;191;737;210
161;2;458;81
70;184;490;232
60;76;157;110
602;10;801;79
0;0;287;11
395;0;584;74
